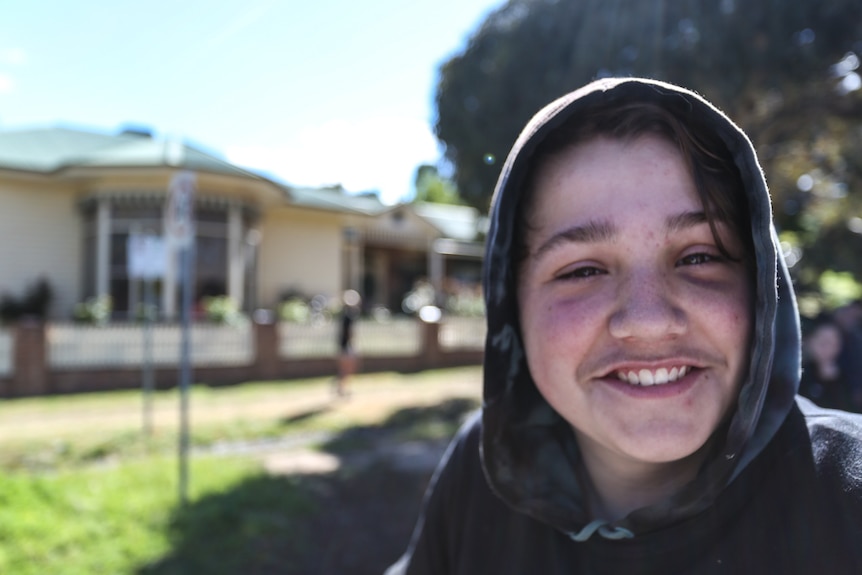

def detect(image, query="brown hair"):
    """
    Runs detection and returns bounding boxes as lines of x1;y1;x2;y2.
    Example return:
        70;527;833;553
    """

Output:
514;100;754;268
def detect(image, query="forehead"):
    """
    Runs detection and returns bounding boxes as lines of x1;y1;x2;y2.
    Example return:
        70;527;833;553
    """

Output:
526;134;700;225
537;132;679;178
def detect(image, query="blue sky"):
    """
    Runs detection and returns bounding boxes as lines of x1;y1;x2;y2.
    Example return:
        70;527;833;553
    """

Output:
0;0;505;203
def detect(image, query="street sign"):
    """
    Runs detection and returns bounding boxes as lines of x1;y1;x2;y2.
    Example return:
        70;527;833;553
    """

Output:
166;171;196;248
127;233;167;280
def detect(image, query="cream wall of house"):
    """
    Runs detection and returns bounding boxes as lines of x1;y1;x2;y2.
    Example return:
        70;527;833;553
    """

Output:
258;208;343;307
0;182;81;318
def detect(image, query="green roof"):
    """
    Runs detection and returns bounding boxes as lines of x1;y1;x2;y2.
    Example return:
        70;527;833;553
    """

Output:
0;127;131;172
413;202;482;241
286;186;392;216
0;126;268;180
287;189;483;239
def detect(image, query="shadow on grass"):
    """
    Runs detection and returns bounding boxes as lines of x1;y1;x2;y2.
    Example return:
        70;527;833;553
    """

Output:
280;405;333;426
138;398;479;575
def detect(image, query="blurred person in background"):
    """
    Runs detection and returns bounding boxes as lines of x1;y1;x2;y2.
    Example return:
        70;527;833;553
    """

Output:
799;313;848;410
834;300;862;410
334;289;361;397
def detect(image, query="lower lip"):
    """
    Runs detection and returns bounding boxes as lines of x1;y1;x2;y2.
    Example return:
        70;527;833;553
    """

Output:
599;369;700;399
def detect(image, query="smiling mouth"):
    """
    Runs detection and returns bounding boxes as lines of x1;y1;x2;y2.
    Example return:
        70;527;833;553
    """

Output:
615;366;692;386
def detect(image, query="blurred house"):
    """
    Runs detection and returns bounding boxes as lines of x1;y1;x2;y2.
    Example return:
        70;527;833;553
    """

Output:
0;126;485;320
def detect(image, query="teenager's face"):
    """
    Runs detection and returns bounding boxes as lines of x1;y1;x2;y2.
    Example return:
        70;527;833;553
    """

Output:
517;135;753;475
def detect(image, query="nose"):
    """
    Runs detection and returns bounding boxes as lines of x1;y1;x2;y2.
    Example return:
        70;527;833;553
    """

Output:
608;269;687;341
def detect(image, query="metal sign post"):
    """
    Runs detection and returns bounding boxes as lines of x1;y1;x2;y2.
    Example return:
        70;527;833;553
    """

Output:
142;276;155;437
167;171;196;505
178;240;195;505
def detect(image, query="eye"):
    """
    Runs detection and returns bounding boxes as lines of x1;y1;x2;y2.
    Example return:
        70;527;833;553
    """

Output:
677;252;723;267
556;265;606;281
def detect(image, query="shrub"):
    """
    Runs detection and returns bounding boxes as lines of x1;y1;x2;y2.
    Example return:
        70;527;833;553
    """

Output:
278;298;310;324
73;295;112;325
0;278;53;323
202;296;244;325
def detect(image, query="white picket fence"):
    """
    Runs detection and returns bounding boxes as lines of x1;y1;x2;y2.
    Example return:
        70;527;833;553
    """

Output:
278;317;423;359
438;316;486;351
278;316;485;359
47;322;254;369
0;327;13;377
0;316;485;374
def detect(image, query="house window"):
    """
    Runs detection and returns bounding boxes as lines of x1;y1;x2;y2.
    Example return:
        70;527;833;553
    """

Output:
81;196;248;320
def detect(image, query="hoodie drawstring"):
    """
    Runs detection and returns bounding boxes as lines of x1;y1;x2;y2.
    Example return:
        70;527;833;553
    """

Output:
568;519;635;542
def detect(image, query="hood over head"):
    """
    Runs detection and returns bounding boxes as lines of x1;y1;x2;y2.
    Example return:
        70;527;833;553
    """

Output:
481;77;800;539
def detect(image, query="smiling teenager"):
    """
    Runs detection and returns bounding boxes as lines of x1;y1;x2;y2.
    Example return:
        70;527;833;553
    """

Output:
386;78;862;574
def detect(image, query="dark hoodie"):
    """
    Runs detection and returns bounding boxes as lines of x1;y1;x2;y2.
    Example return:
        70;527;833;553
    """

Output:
387;78;862;574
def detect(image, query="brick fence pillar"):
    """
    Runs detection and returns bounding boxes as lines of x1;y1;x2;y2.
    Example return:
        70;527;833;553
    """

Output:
12;319;48;397
421;320;441;370
254;315;281;380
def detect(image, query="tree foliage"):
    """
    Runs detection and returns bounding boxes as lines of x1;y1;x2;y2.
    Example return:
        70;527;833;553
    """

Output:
412;164;463;205
434;0;862;295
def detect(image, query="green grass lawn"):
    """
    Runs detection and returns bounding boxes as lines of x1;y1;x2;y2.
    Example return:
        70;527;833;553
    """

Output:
0;367;482;574
0;454;310;575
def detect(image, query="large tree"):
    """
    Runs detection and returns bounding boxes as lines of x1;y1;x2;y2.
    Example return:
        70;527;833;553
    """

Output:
435;0;862;295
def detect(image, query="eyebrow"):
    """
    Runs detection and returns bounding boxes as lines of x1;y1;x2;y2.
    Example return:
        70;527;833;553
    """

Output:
531;210;710;259
666;210;709;233
533;219;617;258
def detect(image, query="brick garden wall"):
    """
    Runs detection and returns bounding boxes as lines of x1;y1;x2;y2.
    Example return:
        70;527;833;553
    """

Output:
0;318;484;397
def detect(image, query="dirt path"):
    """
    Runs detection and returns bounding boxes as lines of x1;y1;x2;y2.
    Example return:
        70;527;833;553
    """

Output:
0;367;483;443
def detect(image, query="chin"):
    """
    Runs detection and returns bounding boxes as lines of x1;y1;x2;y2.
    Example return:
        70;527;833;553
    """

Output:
614;422;715;464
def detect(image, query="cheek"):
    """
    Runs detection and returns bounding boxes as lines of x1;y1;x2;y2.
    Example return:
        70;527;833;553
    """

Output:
728;285;754;339
520;290;608;363
696;286;753;365
721;302;749;335
684;273;752;328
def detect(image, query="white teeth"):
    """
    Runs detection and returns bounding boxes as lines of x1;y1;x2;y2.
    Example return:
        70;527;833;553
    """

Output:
616;366;691;386
638;369;655;386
